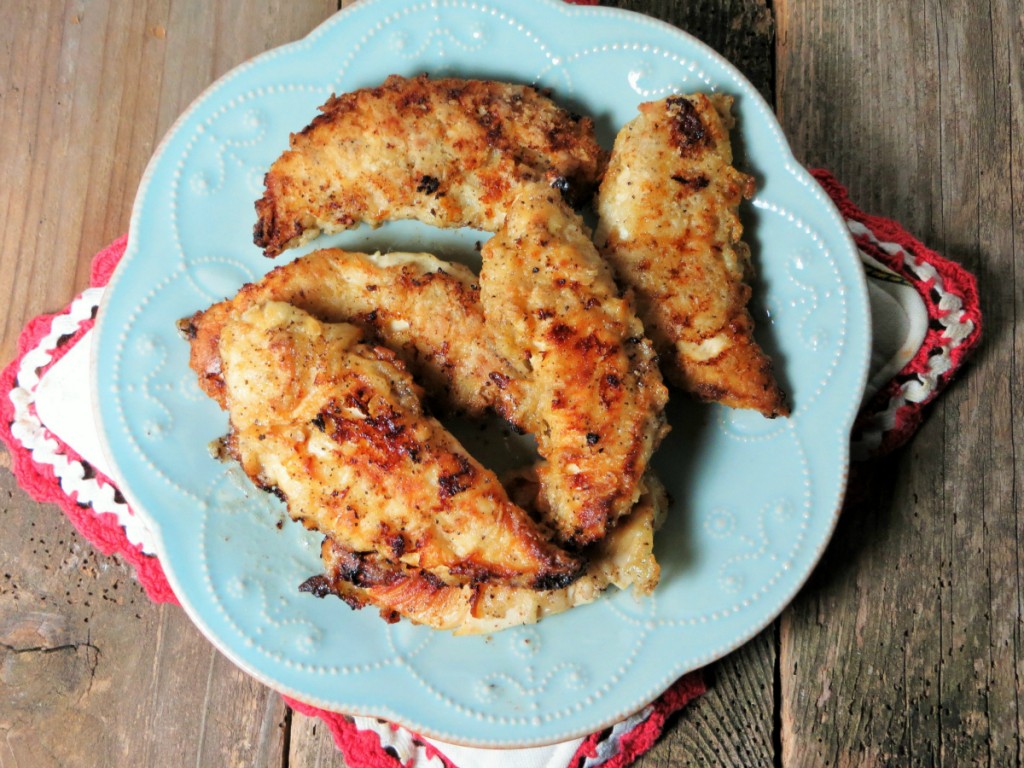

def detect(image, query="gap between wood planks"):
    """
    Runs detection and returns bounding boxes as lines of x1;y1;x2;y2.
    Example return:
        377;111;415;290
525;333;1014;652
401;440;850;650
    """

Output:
761;4;784;764
281;707;293;768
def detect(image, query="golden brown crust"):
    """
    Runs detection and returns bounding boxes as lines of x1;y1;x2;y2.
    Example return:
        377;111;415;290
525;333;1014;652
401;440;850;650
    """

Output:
595;93;789;417
184;249;524;423
254;74;606;257
218;302;583;590
306;473;668;634
481;186;669;546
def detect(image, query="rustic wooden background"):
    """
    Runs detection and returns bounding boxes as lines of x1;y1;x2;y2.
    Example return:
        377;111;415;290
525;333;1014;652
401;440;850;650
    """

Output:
1;0;1019;765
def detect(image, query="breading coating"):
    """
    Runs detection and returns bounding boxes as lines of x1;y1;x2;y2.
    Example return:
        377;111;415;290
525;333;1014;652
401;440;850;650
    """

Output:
254;74;606;257
184;248;523;422
594;94;789;417
218;301;583;590
481;186;670;547
304;473;668;634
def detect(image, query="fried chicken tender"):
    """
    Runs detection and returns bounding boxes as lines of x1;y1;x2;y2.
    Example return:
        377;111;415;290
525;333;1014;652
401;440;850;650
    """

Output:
481;186;669;547
254;74;606;257
304;473;667;634
594;94;788;417
184;249;524;422
218;301;583;590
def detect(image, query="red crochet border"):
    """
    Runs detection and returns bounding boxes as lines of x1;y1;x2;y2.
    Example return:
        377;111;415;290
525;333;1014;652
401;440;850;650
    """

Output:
0;235;177;604
287;672;705;768
810;169;982;456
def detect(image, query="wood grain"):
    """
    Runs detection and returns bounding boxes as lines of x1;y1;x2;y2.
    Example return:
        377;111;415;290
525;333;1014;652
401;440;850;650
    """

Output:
289;711;352;768
775;0;1022;764
0;472;288;768
636;630;777;767
0;0;336;364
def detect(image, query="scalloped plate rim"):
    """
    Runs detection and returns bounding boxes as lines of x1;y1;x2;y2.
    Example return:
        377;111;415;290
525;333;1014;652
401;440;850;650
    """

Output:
92;0;871;748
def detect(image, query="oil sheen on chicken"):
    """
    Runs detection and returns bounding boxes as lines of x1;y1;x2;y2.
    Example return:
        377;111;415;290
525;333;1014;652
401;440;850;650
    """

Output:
482;186;670;546
184;249;525;423
304;473;667;634
595;94;788;417
217;301;583;591
254;74;606;257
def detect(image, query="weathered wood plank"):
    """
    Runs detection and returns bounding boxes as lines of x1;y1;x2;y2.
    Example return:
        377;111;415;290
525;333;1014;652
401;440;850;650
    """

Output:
636;629;777;768
1008;0;1024;758
289;710;351;767
775;0;1021;764
0;0;336;363
0;0;89;364
934;2;1021;761
0;471;289;768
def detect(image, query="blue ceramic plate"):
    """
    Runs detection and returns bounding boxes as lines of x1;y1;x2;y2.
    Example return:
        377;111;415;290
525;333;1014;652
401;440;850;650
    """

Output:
94;0;870;748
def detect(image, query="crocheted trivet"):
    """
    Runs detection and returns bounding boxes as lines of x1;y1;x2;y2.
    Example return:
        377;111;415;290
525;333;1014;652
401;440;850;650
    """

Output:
811;171;981;457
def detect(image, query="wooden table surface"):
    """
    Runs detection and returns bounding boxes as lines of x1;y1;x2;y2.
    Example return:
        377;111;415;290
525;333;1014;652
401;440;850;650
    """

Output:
1;1;1019;765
